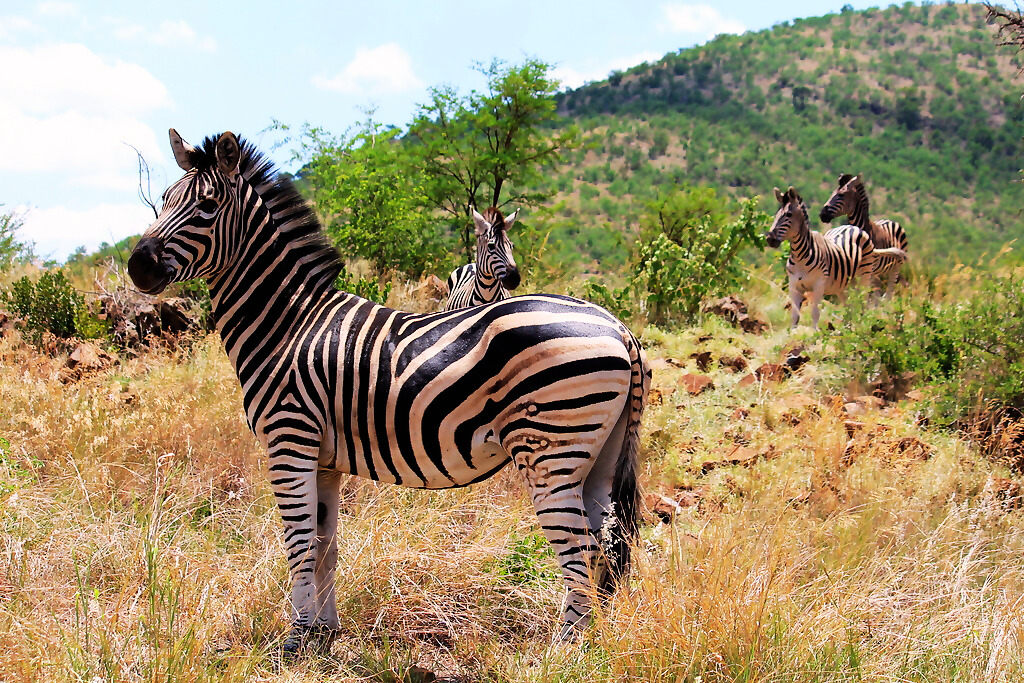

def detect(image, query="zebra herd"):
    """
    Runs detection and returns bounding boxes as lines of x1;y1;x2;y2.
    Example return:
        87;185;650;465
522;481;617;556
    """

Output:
126;128;907;660
767;176;908;329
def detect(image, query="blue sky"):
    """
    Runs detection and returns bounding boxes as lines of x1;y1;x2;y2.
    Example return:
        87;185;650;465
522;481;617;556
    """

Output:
2;0;915;260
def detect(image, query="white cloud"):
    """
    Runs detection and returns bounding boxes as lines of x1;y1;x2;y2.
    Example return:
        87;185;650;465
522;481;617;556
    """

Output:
661;3;745;41
312;43;423;95
16;203;156;261
0;43;168;185
0;15;39;40
36;1;78;18
553;52;662;90
112;18;216;52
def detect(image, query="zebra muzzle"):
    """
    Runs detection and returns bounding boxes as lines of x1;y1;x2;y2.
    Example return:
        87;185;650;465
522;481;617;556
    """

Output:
128;237;173;294
502;268;521;291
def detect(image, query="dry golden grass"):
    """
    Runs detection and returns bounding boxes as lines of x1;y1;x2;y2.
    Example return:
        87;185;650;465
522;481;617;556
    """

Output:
1;297;1023;681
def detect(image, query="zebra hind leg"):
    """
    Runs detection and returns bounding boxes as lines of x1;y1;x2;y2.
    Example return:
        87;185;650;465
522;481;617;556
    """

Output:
309;469;343;651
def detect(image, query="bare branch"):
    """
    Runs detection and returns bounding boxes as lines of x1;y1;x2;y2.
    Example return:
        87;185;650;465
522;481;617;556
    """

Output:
124;143;158;220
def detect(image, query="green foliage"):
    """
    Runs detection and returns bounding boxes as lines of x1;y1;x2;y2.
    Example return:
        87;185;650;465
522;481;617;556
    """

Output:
0;436;42;499
829;267;1024;425
409;58;577;258
2;270;96;345
0;209;33;272
171;279;213;330
486;532;557;586
586;190;767;327
335;267;392;305
293;120;445;277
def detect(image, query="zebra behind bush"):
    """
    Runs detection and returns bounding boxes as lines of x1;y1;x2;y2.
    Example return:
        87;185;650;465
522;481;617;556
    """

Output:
766;186;904;329
444;207;520;310
820;173;909;296
127;130;650;658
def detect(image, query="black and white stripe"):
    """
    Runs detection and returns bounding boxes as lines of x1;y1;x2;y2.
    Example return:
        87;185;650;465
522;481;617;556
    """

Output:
767;186;886;329
128;130;650;656
444;207;520;310
820;173;909;295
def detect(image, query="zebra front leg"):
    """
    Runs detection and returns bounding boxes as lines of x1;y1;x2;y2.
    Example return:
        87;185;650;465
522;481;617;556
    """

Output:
266;438;323;659
788;285;804;330
309;468;343;651
809;283;826;331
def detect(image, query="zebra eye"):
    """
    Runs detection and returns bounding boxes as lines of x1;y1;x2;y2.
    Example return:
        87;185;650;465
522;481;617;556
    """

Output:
198;198;218;214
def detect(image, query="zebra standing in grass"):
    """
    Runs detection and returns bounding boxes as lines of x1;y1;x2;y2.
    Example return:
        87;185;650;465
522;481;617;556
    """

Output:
444;207;520;311
128;130;650;658
767;186;905;329
820;173;909;296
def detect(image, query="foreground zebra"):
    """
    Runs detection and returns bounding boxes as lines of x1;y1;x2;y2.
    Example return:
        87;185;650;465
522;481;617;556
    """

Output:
820;173;909;296
767;186;905;329
444;206;520;310
128;130;650;657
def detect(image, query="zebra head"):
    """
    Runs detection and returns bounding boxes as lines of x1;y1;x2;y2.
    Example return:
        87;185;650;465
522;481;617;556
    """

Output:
767;186;808;248
472;207;520;290
128;129;244;294
819;173;860;223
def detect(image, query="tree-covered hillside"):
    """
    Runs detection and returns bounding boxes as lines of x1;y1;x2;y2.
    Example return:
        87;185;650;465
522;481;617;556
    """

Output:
542;2;1024;270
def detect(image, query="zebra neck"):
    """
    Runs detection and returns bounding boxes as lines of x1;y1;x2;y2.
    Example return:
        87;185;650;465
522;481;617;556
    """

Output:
849;186;872;233
788;220;815;265
209;208;339;374
474;270;503;298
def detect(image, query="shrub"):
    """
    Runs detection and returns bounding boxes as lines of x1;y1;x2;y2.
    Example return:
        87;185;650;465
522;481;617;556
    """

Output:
0;209;33;272
335;268;392;305
2;270;103;346
828;267;1024;425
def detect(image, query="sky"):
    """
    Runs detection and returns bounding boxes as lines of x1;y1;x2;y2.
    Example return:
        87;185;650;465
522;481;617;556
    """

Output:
2;0;911;261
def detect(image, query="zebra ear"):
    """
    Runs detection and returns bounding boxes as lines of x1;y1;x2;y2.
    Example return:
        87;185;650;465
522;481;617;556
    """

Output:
168;128;195;172
216;131;241;178
773;187;784;203
504;209;519;230
838;173;853;186
472;208;490;236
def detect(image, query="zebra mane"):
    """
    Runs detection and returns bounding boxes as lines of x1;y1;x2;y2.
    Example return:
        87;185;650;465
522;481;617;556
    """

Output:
191;134;344;286
482;207;506;234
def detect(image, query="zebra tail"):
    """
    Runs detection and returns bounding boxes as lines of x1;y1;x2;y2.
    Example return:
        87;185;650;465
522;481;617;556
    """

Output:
874;247;908;262
600;332;650;594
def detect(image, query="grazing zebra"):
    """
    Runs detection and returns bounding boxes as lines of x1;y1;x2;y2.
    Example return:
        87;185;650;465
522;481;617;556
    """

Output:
128;130;650;657
767;186;904;330
444;207;520;311
820;173;909;296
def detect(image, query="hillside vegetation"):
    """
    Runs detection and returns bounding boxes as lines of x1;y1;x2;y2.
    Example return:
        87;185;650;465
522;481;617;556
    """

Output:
543;2;1024;270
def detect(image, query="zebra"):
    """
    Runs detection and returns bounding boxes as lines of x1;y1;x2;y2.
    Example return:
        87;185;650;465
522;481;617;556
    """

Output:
127;129;651;658
444;207;521;311
766;186;905;330
819;173;909;296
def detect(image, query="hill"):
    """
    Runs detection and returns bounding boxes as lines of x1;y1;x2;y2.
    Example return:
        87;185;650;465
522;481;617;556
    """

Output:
540;2;1024;271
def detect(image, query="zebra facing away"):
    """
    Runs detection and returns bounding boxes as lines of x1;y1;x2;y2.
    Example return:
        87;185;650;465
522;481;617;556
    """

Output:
444;206;520;311
767;186;903;330
128;130;651;658
819;173;909;296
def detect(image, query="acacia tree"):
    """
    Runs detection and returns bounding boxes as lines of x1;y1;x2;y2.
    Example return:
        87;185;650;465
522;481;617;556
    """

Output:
409;58;577;258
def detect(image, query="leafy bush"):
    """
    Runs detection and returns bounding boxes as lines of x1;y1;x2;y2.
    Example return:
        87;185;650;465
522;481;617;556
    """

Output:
2;270;103;346
335;268;392;305
828;267;1024;425
586;189;767;327
0;209;33;272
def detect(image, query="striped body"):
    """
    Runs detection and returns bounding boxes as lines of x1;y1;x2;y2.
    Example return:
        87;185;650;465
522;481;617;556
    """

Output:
767;186;876;329
444;207;519;310
128;131;649;655
820;174;909;294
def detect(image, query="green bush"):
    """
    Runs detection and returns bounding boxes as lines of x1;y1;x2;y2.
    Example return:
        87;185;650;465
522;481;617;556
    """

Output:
335;268;392;305
828;268;1024;425
2;270;103;346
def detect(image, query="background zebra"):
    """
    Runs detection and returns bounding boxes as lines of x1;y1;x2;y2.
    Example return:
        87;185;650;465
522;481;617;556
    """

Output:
127;129;651;658
767;186;894;329
444;207;520;310
820;173;909;296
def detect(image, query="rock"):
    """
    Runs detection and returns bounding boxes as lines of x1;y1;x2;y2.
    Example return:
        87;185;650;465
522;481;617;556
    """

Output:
732;407;750;420
413;274;448;306
854;395;886;410
754;363;788;383
738;374;757;388
719;355;748;373
843;402;866;417
784;351;810;373
647;493;683;523
98;290;202;347
703;296;768;334
680;373;714;396
0;309;12;338
700;445;775;474
986;477;1024;511
647;387;665;406
61;342;119;383
690;350;712;372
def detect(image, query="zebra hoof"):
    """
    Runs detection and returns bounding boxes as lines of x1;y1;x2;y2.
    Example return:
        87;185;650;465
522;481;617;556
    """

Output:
280;624;340;663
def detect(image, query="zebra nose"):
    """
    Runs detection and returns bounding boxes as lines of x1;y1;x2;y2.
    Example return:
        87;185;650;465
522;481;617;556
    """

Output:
818;208;831;223
502;267;521;290
765;235;781;249
128;237;171;294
